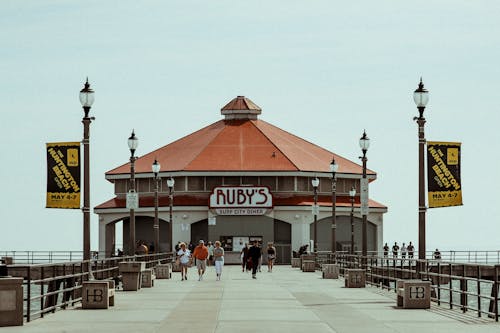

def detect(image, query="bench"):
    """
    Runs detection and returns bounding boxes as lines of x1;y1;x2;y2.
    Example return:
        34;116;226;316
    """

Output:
344;269;365;288
396;279;431;309
322;264;339;279
141;268;155;288
82;280;115;309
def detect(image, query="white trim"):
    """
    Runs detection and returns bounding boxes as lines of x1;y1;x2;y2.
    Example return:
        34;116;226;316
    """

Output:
105;171;377;181
95;205;387;215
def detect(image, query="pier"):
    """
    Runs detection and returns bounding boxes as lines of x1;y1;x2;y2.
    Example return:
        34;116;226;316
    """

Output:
2;258;500;332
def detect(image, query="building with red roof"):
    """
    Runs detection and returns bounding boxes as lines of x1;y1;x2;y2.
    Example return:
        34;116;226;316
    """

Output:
95;96;387;261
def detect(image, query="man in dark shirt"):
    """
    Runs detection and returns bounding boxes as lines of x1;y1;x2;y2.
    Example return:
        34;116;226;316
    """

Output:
247;241;262;279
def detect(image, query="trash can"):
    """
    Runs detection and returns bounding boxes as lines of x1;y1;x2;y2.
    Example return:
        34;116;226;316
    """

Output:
119;262;146;291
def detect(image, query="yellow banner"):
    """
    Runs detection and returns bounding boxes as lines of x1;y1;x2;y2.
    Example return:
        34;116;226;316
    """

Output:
427;141;462;208
46;142;81;209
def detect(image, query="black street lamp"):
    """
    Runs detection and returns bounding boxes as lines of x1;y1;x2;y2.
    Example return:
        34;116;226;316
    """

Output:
349;186;356;255
128;131;139;255
413;78;429;261
152;159;161;253
311;177;320;253
79;79;94;261
167;177;175;251
330;157;339;255
359;130;370;260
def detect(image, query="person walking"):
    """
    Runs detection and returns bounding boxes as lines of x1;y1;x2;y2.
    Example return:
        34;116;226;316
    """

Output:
192;240;209;281
257;242;263;272
266;242;276;272
207;241;214;266
248;240;262;279
213;241;224;281
177;242;191;281
240;243;249;272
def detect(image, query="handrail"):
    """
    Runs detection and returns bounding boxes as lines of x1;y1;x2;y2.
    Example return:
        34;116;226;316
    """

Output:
325;252;499;321
10;252;175;322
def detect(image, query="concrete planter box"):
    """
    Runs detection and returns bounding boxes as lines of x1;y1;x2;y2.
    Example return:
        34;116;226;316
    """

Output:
302;260;316;272
155;264;172;279
344;269;365;288
141;269;155;288
322;264;339;279
0;277;23;327
397;279;431;309
291;258;301;268
82;281;114;309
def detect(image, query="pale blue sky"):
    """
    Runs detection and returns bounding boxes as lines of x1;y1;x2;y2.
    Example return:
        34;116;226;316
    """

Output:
1;1;499;251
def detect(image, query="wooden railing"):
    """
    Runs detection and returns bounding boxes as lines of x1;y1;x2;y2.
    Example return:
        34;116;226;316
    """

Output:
328;252;500;321
6;252;174;322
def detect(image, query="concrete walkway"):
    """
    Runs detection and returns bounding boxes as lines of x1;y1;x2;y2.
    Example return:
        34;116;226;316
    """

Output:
3;265;500;333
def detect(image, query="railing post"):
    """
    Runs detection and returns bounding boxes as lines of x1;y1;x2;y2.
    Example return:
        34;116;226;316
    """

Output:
460;264;467;313
40;266;44;318
477;265;481;318
495;265;499;322
27;265;31;322
437;262;441;306
449;262;453;310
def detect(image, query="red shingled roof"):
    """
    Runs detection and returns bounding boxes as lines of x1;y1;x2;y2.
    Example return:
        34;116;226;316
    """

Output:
106;97;374;176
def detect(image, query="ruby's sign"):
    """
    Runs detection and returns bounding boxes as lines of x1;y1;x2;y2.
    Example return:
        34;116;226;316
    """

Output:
209;186;273;215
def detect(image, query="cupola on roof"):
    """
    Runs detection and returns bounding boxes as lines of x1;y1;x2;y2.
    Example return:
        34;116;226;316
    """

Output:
221;96;261;120
105;96;375;177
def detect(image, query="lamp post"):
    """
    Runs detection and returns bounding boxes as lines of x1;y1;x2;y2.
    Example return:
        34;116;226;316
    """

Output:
128;131;139;255
359;130;370;261
311;177;320;253
330;157;339;256
152;159;160;253
166;177;175;251
413;78;429;261
349;186;356;255
79;79;94;261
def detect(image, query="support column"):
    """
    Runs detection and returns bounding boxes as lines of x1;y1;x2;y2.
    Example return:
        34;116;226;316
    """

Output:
105;223;116;257
291;221;310;254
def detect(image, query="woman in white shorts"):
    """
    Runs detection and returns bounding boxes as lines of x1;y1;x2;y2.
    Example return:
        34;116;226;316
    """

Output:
177;242;191;281
213;241;224;281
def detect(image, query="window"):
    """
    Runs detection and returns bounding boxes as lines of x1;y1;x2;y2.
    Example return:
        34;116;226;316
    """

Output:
174;177;186;192
260;176;276;191
206;176;222;190
138;179;150;193
223;176;240;185
241;176;258;186
188;176;205;191
277;176;294;191
296;177;309;192
114;180;127;194
320;178;331;193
